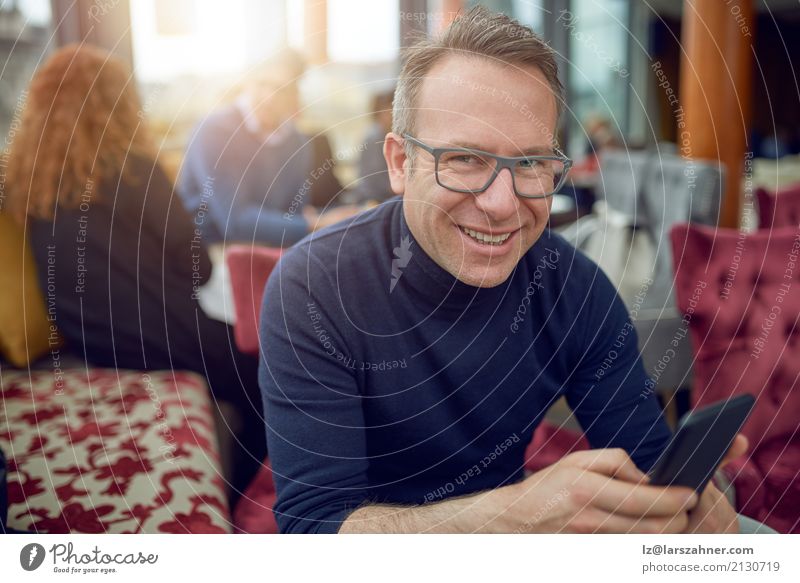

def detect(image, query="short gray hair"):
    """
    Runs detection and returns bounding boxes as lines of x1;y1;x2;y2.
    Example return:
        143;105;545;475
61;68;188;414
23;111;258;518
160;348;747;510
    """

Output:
393;6;564;159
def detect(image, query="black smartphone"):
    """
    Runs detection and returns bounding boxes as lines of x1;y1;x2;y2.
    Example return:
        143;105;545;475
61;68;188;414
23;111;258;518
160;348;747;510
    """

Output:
648;394;755;493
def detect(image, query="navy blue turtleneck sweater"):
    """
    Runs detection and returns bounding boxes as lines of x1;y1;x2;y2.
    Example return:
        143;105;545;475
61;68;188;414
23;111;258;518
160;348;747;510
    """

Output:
259;197;671;533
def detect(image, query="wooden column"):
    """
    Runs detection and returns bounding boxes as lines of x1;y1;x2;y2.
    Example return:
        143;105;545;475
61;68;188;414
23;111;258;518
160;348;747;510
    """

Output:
50;0;133;65
438;0;464;32
679;0;754;228
304;0;328;65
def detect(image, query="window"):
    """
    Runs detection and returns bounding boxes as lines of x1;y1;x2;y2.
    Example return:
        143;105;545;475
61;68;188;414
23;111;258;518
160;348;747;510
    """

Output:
130;0;290;81
466;0;545;34
327;0;399;63
564;0;629;157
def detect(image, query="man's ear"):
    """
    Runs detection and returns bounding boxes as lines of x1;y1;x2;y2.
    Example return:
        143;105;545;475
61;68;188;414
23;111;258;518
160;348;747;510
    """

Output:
383;132;407;196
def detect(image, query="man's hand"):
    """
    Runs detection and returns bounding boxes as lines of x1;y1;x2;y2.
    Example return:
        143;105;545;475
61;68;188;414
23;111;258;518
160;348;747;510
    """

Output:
301;205;320;227
490;448;698;534
340;442;751;534
683;433;748;534
340;448;698;533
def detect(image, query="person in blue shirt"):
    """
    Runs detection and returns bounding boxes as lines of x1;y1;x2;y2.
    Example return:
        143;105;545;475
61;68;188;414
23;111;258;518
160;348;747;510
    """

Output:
346;89;396;205
179;49;359;246
258;8;747;534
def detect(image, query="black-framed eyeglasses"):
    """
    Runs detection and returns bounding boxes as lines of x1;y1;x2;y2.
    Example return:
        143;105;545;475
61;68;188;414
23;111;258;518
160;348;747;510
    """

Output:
403;134;572;199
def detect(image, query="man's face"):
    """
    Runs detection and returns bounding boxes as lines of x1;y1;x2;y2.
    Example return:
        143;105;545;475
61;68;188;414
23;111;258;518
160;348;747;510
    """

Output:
389;55;558;288
247;77;300;132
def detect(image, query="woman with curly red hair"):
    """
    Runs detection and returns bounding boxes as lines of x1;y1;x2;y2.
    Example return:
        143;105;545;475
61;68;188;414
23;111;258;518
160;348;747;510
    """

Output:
5;44;265;501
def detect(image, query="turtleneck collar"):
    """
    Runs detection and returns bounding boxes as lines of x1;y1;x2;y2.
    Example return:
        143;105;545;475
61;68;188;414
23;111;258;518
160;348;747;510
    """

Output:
392;200;513;311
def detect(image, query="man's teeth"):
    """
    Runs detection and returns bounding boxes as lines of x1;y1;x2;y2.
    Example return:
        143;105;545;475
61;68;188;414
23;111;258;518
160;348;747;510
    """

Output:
461;227;512;246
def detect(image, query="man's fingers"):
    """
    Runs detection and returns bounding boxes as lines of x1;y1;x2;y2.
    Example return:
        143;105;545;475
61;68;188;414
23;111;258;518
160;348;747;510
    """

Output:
578;471;697;518
564;448;647;483
721;434;748;468
567;507;690;534
684;482;739;534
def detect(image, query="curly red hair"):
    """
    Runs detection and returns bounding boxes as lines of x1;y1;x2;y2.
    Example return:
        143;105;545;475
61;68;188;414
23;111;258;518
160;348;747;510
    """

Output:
5;43;155;221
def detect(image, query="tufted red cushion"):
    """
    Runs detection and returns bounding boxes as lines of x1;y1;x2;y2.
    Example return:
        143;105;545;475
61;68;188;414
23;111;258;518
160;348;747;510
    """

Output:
226;245;283;356
1;368;231;533
671;223;800;532
757;183;800;230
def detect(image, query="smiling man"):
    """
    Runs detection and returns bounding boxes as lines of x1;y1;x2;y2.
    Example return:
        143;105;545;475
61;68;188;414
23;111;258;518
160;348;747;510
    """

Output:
258;7;744;534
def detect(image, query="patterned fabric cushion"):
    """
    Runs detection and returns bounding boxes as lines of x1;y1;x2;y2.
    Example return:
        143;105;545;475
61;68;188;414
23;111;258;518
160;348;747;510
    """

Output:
0;368;232;533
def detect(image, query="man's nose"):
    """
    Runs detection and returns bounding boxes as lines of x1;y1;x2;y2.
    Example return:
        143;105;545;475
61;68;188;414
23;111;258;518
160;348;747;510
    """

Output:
473;167;520;222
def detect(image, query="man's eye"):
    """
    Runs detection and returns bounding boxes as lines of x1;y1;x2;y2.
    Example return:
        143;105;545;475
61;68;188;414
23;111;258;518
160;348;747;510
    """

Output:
452;154;479;165
518;158;541;169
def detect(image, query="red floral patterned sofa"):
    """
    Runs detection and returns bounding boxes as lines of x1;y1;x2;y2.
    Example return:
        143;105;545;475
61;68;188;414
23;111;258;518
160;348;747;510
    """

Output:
1;367;232;533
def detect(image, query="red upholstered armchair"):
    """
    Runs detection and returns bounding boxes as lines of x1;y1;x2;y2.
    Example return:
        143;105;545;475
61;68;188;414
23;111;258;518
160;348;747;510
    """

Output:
226;245;283;356
757;183;800;230
670;223;800;533
225;245;282;533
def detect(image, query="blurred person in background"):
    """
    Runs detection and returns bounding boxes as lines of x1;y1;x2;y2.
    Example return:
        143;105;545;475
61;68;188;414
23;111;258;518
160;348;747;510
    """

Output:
572;115;621;178
5;44;265;503
347;88;396;204
565;115;622;213
179;48;361;247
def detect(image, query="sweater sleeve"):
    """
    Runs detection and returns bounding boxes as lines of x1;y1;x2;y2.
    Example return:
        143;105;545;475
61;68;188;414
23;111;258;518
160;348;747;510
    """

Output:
565;262;672;472
258;247;372;533
180;120;310;246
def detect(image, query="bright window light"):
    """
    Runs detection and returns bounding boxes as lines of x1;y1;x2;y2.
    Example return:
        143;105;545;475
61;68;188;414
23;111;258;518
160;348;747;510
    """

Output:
130;0;248;81
9;0;51;26
286;0;305;51
327;0;399;63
